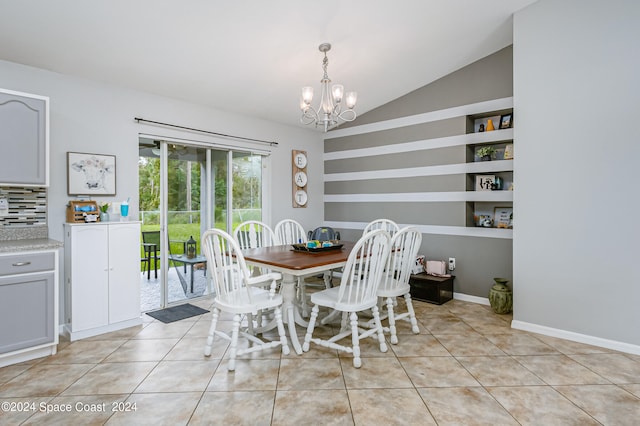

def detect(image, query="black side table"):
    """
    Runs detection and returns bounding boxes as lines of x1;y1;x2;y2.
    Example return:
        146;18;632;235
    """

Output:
408;273;455;305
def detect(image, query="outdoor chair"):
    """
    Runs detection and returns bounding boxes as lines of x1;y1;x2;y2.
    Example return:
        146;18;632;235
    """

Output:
202;228;290;371
302;229;391;368
141;231;161;279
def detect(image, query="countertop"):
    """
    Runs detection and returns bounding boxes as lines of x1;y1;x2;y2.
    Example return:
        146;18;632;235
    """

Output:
0;238;64;253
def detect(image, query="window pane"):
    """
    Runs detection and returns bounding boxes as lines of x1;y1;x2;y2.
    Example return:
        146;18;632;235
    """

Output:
231;152;262;228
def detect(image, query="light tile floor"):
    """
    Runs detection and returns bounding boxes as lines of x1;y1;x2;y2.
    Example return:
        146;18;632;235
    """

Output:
1;296;639;425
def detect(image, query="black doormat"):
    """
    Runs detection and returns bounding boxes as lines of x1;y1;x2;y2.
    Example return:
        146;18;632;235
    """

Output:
146;303;209;324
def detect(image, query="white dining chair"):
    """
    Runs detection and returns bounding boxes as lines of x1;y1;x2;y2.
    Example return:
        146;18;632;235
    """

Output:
363;218;400;237
233;220;279;327
302;229;391;368
274;219;330;317
233;220;277;250
274;218;307;246
374;226;422;344
201;228;289;371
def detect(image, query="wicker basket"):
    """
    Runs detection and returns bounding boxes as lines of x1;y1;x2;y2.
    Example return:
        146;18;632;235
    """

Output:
66;201;101;223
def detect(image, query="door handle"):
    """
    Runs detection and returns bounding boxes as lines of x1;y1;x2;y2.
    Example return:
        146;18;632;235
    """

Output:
12;261;32;266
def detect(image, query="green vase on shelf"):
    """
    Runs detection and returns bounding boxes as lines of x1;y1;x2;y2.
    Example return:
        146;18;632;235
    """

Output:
488;277;512;314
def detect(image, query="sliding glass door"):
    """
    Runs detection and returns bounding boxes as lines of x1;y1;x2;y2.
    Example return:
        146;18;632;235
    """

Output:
138;138;266;311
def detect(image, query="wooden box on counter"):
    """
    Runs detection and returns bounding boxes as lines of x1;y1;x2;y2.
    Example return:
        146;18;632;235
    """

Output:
408;273;454;305
66;201;100;223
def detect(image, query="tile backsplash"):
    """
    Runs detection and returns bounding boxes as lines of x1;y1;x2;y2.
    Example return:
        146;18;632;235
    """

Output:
0;186;47;228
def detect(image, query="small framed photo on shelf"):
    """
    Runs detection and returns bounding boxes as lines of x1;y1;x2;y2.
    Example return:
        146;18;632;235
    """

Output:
504;143;514;160
475;175;495;191
499;113;513;129
494;207;513;229
475;214;493;227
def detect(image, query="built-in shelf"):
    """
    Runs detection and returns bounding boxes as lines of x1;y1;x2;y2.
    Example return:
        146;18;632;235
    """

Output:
465;105;514;230
322;97;515;239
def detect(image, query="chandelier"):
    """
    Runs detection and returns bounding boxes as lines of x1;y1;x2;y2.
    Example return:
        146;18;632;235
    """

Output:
300;43;357;132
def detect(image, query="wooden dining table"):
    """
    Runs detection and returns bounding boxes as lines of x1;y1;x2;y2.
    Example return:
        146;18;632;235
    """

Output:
241;241;355;354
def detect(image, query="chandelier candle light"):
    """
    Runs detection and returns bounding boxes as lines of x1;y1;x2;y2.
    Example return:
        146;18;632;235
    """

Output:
300;43;357;132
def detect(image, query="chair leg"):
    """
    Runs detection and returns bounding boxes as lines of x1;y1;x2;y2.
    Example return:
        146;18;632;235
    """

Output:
227;313;241;371
153;254;158;279
204;308;220;356
350;312;362;368
247;313;256;336
386;297;399;344
323;271;332;288
340;311;349;332
302;305;319;352
299;278;310;318
404;293;420;334
371;305;388;354
274;307;290;355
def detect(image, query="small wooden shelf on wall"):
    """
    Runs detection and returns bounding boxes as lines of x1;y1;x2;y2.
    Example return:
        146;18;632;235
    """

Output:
292;150;308;208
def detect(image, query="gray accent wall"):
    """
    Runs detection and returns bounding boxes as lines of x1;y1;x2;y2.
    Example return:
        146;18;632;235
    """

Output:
324;47;513;299
513;0;639;350
339;227;513;296
338;47;514;127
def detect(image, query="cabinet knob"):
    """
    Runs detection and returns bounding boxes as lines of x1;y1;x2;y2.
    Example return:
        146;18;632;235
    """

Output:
12;261;32;267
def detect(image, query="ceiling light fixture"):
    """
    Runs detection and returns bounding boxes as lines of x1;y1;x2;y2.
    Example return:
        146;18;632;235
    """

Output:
300;43;357;132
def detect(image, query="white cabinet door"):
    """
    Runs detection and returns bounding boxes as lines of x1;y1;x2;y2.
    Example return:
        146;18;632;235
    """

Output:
69;226;109;332
108;223;141;323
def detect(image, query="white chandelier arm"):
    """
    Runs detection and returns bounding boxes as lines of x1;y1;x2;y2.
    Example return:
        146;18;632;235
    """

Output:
300;106;319;125
337;109;357;122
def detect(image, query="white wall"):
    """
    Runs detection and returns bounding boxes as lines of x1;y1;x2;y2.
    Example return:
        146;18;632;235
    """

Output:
513;0;640;352
0;59;324;322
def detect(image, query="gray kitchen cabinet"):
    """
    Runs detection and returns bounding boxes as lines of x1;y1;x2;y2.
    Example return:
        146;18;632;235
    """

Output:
0;250;58;367
0;88;49;186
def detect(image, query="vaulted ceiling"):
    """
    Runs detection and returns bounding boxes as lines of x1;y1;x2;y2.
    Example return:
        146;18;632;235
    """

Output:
0;0;537;130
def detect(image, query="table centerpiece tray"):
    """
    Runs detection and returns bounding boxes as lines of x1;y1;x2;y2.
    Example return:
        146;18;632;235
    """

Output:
291;243;344;253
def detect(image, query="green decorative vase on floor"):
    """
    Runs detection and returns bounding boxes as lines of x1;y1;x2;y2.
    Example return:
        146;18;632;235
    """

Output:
488;278;512;314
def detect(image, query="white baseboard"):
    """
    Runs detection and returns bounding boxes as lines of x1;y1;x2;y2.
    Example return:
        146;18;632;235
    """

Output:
511;320;640;356
62;317;143;342
451;295;640;356
454;292;490;305
0;344;57;368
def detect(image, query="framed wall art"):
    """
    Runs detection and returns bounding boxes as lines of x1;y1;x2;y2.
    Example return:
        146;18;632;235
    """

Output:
494;207;513;229
67;152;116;196
504;143;514;160
499;113;513;129
475;175;496;191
